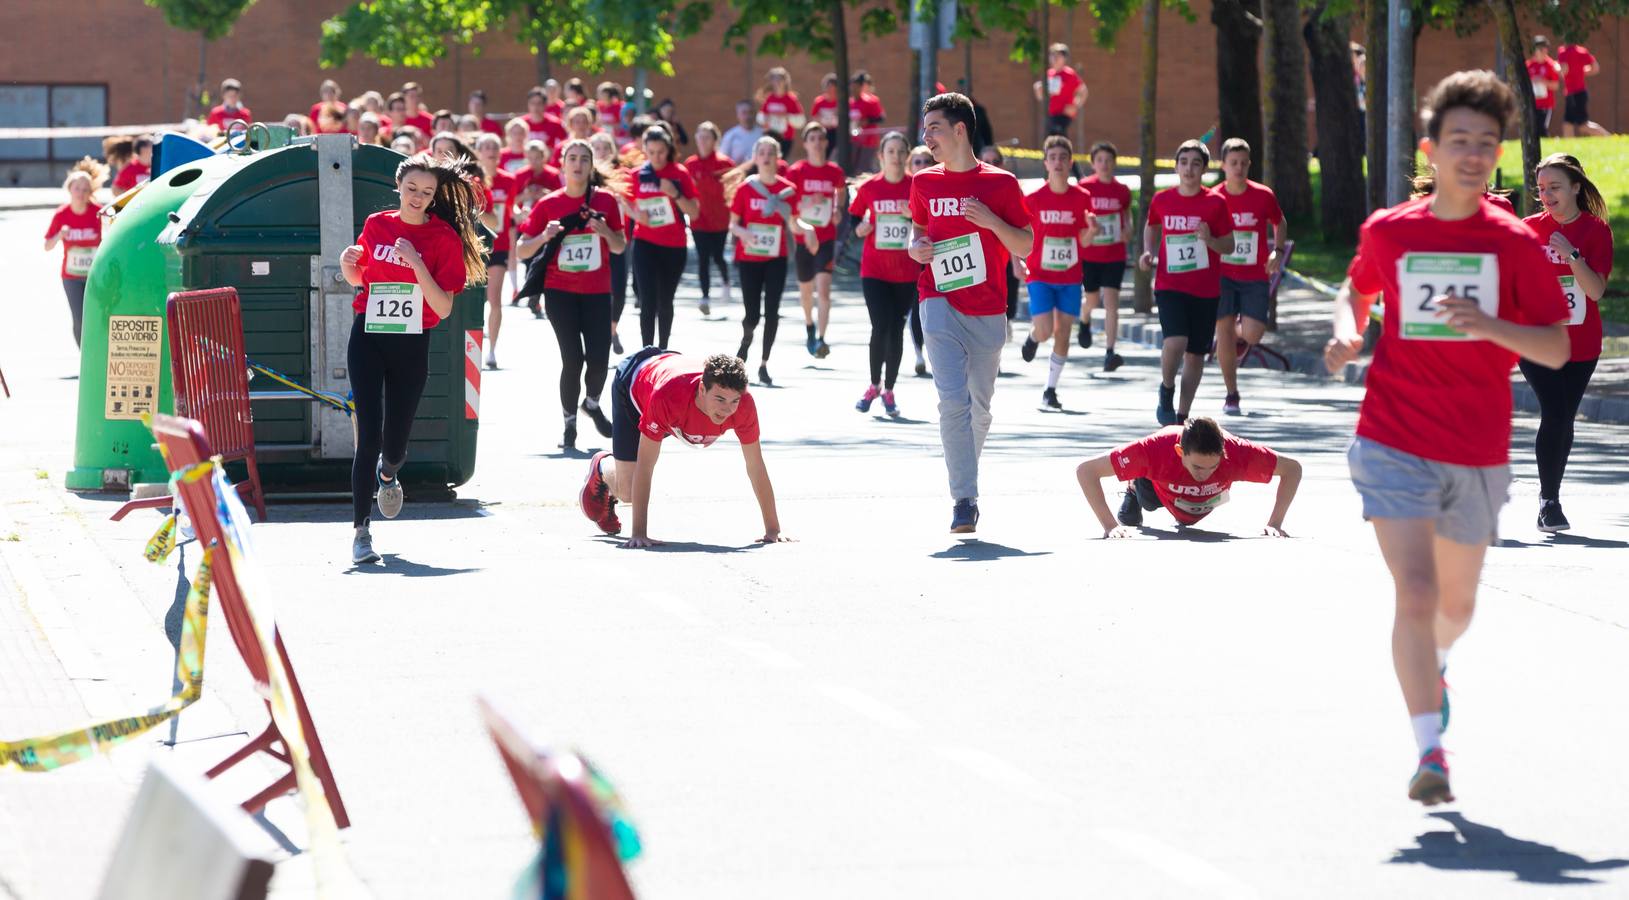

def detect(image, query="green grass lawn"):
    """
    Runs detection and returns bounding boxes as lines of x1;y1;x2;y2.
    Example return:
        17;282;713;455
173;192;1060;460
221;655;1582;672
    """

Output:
1291;136;1629;323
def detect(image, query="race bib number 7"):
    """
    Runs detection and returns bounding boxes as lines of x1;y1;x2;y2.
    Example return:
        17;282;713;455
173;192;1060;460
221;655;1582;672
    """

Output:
365;282;424;334
931;234;988;293
800;196;833;228
1396;252;1499;340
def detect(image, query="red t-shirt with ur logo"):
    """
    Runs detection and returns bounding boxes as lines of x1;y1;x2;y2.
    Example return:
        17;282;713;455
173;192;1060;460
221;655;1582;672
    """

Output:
351;210;468;330
908;162;1031;316
631;355;761;447
1109;427;1278;525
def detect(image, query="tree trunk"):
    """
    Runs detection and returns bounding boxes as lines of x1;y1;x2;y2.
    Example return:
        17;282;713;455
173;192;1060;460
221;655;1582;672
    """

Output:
194;35;208;119
1133;0;1158;314
1212;0;1265;181
1304;3;1365;245
528;4;550;83
1489;0;1539;215
1261;0;1313;221
1365;0;1386;212
831;0;852;172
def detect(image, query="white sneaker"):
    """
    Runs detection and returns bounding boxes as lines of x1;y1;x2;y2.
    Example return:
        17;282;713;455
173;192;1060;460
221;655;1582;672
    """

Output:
484;349;497;370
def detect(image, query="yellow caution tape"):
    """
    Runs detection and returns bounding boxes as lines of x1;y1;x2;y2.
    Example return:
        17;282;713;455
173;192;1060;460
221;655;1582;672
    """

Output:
1;544;213;773
144;513;178;563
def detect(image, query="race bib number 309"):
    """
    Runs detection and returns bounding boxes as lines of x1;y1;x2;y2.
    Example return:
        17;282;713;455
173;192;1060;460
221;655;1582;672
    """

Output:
1396;252;1499;340
874;214;910;251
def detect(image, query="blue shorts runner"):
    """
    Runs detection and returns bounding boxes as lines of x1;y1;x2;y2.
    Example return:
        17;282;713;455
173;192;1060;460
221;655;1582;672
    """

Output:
1026;281;1083;318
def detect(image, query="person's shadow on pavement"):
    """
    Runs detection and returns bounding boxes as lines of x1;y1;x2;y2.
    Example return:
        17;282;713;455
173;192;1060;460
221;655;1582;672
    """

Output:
1389;812;1629;884
930;540;1051;562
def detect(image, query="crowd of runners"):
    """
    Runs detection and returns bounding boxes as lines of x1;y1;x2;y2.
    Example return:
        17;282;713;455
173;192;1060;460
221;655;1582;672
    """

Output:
41;48;1619;811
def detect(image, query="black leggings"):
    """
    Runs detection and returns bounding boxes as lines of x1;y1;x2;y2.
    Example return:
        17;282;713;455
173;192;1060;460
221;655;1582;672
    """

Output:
634;239;687;348
610;245;630;324
909;297;925;352
347;314;430;528
693;230;730;299
737;257;787;362
1518;357;1597;501
545;290;612;416
62;278;86;347
862;278;917;389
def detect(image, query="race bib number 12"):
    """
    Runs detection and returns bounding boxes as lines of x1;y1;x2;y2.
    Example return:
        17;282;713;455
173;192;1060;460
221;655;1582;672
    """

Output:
1163;232;1208;274
1396;252;1499;340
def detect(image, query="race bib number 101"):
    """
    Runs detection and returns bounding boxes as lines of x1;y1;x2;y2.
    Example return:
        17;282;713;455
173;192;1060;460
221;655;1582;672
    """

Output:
1396;252;1499;340
931;234;988;293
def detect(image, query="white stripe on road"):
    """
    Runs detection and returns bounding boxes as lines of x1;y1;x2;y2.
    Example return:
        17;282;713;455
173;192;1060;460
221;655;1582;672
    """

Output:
816;682;919;732
934;745;1066;806
641;590;706;626
720;637;804;671
1093;827;1261;899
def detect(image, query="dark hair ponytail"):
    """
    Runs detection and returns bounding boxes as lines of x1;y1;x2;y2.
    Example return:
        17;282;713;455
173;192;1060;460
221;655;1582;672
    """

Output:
395;152;489;285
1535;152;1606;220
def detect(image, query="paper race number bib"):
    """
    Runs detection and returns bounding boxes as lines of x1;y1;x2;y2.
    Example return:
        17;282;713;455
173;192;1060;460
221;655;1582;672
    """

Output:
768;115;788;134
1041;236;1078;272
558;233;602;273
874;214;910;251
1534;82;1550;100
638;195;675;228
1221;231;1258;266
1047;76;1063;95
1092;214;1121;245
1163;232;1208;274
931;234;988;293
365;282;423;334
1171;489;1231;518
1397;252;1499;340
1560;275;1586;326
818;107;838;128
800;195;833;228
744;223;781;258
65;246;96;277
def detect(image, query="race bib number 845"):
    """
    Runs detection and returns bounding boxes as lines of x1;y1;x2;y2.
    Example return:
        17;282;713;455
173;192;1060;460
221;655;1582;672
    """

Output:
1396;252;1499;340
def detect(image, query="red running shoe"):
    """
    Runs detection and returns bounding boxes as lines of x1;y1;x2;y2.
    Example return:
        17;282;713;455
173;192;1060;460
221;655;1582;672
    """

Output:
581;451;619;534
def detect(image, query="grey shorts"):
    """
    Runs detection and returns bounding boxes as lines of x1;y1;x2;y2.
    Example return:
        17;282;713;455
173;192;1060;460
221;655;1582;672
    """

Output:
1347;436;1510;546
1218;277;1270;323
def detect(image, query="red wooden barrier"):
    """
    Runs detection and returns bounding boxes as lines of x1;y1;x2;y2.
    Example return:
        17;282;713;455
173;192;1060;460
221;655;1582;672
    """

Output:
152;413;349;829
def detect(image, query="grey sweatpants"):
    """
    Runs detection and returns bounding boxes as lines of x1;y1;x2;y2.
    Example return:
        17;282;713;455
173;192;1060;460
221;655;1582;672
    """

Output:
921;297;1006;501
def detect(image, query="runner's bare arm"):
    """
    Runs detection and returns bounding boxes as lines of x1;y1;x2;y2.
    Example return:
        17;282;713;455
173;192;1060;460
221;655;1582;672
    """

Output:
1265;455;1302;536
393;238;455;319
1075;455;1131;539
1435;298;1570;369
1325;277;1372;372
1551;232;1607;299
626;435;663;547
1267;219;1289;275
1197;221;1234;255
588;215;627;254
1138;222;1156;271
44;226;68;252
908;222;934;263
741;441;787;543
340;244;365;287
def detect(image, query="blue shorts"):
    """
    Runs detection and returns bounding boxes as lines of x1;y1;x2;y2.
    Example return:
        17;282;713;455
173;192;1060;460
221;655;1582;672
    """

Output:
1026;281;1083;318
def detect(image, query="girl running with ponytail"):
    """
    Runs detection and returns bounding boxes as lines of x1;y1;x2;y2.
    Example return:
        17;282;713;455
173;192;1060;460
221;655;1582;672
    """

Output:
515;139;629;451
1520;152;1613;533
43;157;108;347
728;135;815;386
340;153;486;564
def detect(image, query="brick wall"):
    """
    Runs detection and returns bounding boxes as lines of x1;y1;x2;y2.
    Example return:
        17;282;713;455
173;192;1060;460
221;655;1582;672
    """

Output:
4;0;1625;168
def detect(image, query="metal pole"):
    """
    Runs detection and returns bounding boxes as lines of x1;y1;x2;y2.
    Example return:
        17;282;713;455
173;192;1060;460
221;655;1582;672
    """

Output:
918;0;939;112
1384;0;1411;206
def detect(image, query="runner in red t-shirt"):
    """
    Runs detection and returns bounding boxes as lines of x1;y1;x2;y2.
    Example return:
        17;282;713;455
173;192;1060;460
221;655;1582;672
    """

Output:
43;159;106;346
810;74;841;142
1526;37;1563;135
578;352;788;549
622;125;699;349
205;78;252;135
847;70;888;175
542;79;565;118
1139;140;1234;426
309;79;343;130
685;122;736;317
849;131;919;415
787;121;848;358
1324;72;1571;808
515;139;628;450
338;154;483;565
756;67;806;153
551;106;596;165
499;119;530;174
1018;136;1094;410
109;136;153;193
729;136;811;385
908;92;1033;532
595;82;626;141
1556;43;1609;137
1032;43;1087;136
1078;141;1130;370
1211;138;1286;417
1075;417;1302;537
1518;153;1613;532
399;82;435;134
474;134;520;369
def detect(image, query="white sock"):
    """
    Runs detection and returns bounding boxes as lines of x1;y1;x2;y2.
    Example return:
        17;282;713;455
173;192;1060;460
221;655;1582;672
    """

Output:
599;457;618;498
1411;713;1442;755
915;347;926;365
1047;353;1065;389
1436;647;1449;671
564;412;577;425
583;397;600;411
